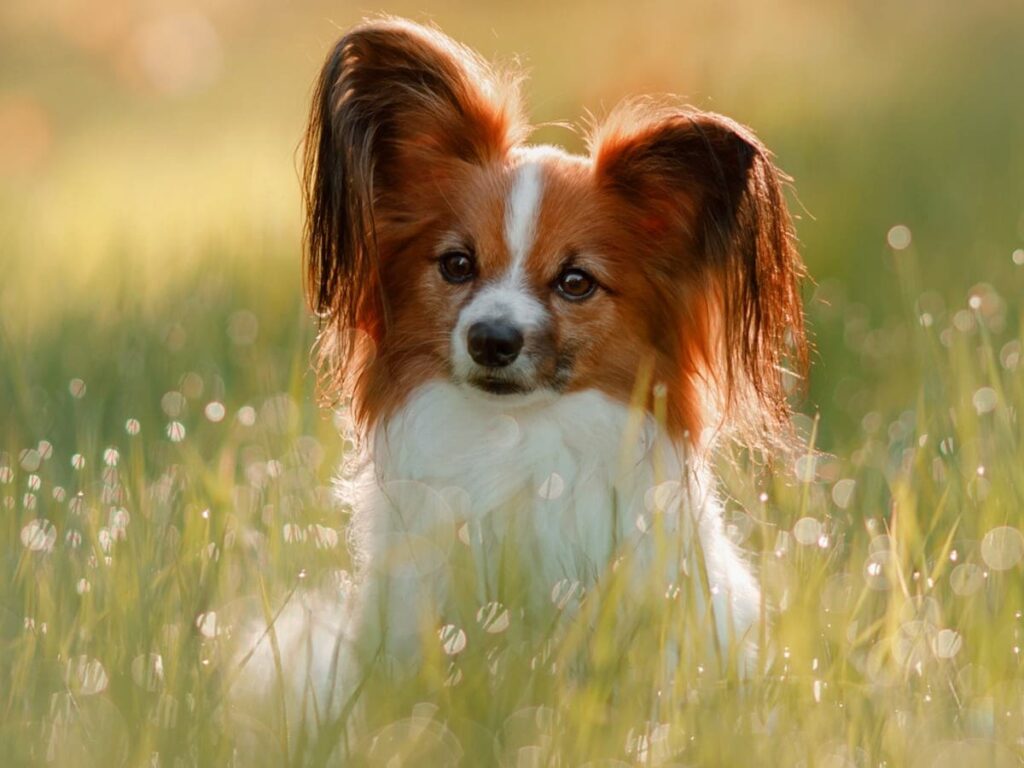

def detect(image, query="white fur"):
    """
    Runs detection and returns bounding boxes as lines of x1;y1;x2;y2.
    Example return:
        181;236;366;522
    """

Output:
450;153;551;383
503;154;545;272
237;381;761;735
450;282;548;383
347;382;760;653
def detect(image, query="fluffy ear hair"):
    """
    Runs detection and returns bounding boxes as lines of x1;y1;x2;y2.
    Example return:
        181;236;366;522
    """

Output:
590;101;807;449
303;17;525;404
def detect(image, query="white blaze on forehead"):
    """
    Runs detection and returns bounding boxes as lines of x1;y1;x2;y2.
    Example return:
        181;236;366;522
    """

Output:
503;154;547;277
450;147;572;382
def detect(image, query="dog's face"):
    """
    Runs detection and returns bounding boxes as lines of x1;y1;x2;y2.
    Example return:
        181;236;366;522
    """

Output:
304;18;806;444
372;146;688;408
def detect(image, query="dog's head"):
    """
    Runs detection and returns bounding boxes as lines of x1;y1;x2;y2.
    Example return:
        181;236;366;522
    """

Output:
304;17;806;447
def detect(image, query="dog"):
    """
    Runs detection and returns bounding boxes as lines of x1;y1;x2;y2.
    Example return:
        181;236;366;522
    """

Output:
239;14;806;747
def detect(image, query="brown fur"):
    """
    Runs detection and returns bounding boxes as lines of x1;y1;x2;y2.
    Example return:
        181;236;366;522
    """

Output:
303;18;807;449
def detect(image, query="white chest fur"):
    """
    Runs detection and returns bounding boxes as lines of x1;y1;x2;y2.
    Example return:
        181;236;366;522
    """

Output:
342;382;760;655
235;382;762;731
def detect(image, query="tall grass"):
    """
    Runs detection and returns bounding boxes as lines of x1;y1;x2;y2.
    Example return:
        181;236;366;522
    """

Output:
1;241;1021;765
3;0;1024;764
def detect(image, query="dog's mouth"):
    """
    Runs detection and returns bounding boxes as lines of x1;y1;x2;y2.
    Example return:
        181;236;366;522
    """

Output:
466;376;534;396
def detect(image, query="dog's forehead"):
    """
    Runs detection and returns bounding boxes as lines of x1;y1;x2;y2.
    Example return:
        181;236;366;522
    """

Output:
457;146;591;275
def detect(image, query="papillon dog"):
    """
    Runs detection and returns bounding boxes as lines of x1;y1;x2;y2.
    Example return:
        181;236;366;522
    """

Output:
239;14;806;737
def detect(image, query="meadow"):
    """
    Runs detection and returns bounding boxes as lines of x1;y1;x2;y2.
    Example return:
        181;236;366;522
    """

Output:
2;1;1023;765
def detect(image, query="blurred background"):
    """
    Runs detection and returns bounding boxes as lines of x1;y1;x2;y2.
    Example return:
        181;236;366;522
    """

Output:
2;4;1024;763
2;0;1023;445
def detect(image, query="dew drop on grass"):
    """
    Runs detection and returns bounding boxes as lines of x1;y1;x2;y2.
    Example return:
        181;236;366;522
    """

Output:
1013;248;1024;266
204;401;226;422
103;447;120;467
26;474;41;491
311;524;338;549
953;309;976;333
442;664;463;688
68;378;86;398
887;224;912;250
551;579;584;610
20;519;56;552
644;481;680;513
932;629;963;659
476;601;510;634
864;550;893;590
973;387;998;415
237;406;256;427
282;522;305;543
76;578;90;594
37;440;53;459
109;507;130;532
161;391;186;418
19;448;41;472
439;624;466;655
166;421;186;442
125;418;141;436
831;478;856;509
71;453;85;470
66;656;108;695
950;563;984;596
794;454;818;483
980;526;1024;571
1000;340;1020;371
195;612;218;638
0;466;12;484
52;486;65;502
774;530;793;558
793;517;822;546
69;492;85;515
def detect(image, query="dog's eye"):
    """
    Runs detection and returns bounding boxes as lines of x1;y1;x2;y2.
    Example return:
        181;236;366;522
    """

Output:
555;268;597;301
439;251;476;284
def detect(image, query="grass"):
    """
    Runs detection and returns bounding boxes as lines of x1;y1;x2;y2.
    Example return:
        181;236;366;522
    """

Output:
1;241;1021;766
2;0;1024;764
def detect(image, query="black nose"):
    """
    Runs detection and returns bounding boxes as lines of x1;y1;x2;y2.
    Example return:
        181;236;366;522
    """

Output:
467;320;524;368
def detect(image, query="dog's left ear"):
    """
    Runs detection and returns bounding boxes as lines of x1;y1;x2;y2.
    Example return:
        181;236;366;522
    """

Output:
302;18;525;414
591;103;807;446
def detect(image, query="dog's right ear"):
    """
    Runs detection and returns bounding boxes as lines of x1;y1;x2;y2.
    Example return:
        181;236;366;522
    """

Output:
303;17;525;388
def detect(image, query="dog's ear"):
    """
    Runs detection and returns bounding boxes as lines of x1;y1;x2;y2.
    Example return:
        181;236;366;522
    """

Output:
303;18;525;395
590;102;807;447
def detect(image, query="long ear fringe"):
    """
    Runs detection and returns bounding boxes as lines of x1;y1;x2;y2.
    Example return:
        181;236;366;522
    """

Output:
719;140;809;455
302;31;380;411
301;17;526;420
589;99;809;455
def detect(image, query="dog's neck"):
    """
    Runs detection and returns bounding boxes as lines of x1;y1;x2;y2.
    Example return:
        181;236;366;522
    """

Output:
344;381;716;596
369;380;707;504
